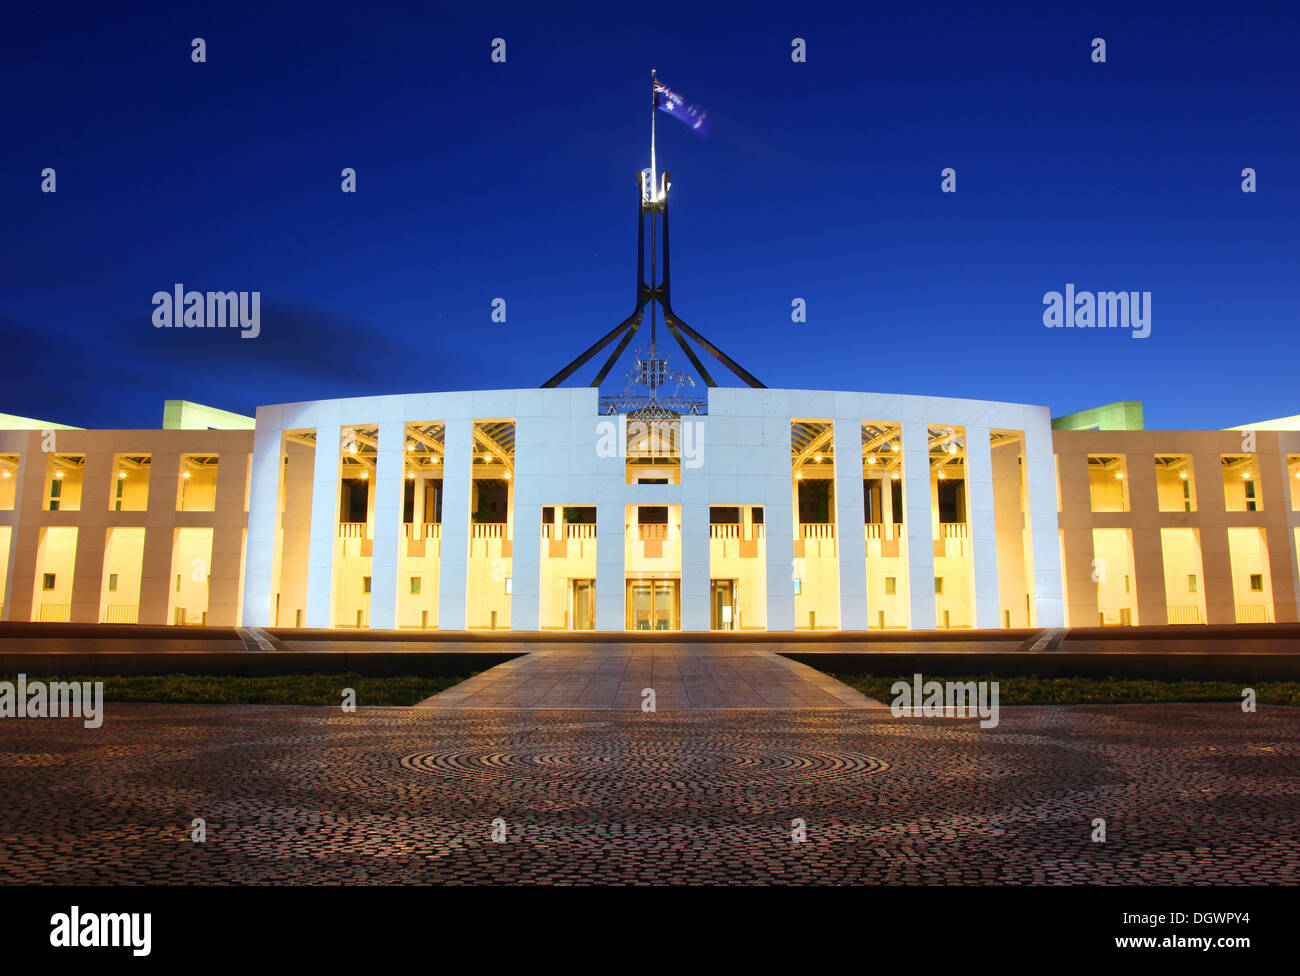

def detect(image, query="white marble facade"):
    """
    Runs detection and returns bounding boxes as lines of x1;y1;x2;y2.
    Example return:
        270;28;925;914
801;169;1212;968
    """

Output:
240;387;1064;631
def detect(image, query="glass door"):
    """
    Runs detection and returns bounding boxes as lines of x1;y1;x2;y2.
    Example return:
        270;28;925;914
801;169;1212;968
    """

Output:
627;580;679;630
571;579;595;630
710;579;736;630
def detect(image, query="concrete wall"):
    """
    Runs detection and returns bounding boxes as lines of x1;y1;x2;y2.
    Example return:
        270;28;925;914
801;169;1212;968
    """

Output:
1053;429;1300;626
0;428;252;625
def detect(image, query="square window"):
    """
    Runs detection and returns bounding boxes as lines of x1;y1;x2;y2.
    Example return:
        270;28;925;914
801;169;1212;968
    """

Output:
363;576;372;594
1188;574;1197;593
409;576;421;595
108;573;119;592
1250;573;1264;593
884;576;896;596
42;573;56;591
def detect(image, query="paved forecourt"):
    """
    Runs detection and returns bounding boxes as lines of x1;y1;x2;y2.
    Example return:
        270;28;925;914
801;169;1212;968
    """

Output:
1;703;1296;884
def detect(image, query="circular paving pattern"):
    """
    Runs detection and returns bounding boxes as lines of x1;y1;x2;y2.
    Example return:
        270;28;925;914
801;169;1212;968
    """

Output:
399;747;889;780
0;703;1297;884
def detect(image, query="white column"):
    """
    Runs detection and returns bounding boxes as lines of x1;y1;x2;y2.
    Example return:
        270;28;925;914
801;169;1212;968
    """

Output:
509;416;542;631
965;424;1000;628
681;501;710;630
304;424;341;628
241;424;283;626
594;501;624;629
1024;426;1065;626
902;420;936;629
834;420;868;630
765;498;796;631
368;420;404;630
437;418;472;631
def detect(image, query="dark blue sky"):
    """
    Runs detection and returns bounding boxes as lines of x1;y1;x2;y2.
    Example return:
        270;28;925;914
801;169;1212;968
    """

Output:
3;0;1296;430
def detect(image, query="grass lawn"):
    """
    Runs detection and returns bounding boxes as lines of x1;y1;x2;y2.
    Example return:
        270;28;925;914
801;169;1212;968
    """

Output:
21;673;471;706
832;673;1300;706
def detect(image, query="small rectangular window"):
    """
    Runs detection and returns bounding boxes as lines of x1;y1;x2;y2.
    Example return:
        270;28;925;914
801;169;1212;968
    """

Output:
1250;573;1264;592
793;578;802;595
176;574;182;592
934;577;944;595
410;576;421;595
884;576;896;596
363;576;372;594
1188;574;1197;593
108;573;119;592
42;573;56;591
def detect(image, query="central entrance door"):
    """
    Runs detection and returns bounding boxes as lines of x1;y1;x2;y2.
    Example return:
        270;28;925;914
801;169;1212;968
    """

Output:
570;579;595;630
626;579;679;630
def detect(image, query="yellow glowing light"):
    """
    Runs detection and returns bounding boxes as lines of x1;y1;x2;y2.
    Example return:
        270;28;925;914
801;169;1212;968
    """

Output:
938;472;946;479
867;456;877;465
406;472;415;480
890;442;899;451
1243;472;1252;480
891;473;900;481
504;472;512;480
54;471;64;479
1115;473;1124;479
183;472;191;479
405;444;414;452
360;471;369;480
1179;472;1188;479
796;472;804;480
814;454;822;462
118;471;127;479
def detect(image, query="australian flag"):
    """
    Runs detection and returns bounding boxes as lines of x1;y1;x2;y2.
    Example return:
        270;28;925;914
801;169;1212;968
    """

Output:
654;79;710;134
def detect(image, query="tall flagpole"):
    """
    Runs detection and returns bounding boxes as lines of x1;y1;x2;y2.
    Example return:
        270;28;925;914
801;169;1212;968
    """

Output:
649;69;658;353
649;68;657;203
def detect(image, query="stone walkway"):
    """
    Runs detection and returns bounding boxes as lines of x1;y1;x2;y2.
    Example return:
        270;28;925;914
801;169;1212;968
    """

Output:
418;644;877;709
1;703;1296;884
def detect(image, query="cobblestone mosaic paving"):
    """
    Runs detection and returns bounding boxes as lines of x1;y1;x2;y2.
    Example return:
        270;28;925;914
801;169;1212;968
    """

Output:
0;703;1296;884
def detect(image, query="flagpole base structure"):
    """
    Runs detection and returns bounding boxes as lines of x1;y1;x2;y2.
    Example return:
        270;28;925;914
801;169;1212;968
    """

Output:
541;170;765;393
